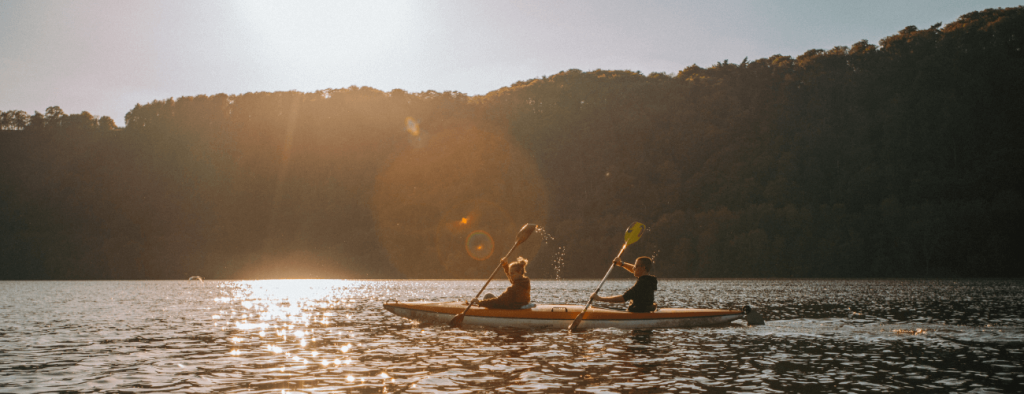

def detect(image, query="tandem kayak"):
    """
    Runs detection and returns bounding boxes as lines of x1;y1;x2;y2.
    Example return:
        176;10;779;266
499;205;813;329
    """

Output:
383;301;758;329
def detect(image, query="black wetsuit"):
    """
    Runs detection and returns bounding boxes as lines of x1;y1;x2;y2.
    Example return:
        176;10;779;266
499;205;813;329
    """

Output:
622;275;658;312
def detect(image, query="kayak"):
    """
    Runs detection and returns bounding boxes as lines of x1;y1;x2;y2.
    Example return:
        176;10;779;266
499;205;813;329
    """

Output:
383;301;750;329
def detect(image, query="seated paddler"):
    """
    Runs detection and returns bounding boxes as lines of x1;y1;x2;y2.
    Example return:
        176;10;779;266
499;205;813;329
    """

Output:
473;257;531;309
590;256;658;312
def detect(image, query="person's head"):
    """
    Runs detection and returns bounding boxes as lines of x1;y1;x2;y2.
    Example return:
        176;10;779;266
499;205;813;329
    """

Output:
633;257;653;277
509;257;529;279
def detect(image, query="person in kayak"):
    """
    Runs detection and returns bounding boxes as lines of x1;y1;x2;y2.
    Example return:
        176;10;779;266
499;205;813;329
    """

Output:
590;256;657;312
473;257;531;309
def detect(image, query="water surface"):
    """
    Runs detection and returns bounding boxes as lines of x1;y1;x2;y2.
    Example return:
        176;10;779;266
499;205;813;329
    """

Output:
1;279;1022;393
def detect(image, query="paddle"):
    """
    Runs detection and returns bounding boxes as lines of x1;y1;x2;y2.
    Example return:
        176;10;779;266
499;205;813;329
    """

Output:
568;221;646;333
449;223;538;328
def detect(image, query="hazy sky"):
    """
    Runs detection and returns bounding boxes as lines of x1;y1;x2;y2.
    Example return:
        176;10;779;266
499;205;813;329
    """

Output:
1;0;1020;123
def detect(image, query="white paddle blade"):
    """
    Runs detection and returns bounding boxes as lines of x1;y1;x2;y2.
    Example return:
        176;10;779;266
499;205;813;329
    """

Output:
516;223;538;245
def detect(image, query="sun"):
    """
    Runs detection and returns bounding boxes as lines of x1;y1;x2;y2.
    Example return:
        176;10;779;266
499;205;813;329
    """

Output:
230;1;420;90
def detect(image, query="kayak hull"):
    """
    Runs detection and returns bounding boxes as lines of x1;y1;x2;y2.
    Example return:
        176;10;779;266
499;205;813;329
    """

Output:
383;301;744;329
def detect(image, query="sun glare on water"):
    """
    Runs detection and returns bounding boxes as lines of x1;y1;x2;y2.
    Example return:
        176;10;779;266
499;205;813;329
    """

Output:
209;280;395;388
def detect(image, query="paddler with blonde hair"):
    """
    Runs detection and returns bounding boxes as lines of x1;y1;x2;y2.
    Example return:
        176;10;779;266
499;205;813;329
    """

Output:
472;256;531;309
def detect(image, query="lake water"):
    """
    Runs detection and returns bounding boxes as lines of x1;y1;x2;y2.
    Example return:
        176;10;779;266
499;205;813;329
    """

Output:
1;279;1022;393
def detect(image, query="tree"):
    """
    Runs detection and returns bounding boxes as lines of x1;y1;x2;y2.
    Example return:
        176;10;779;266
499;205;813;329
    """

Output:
2;7;1023;279
65;111;98;130
25;111;45;132
98;116;117;131
44;106;66;130
0;110;29;131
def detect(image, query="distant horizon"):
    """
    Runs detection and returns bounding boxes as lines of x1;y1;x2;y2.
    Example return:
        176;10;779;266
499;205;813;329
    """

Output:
2;1;1021;124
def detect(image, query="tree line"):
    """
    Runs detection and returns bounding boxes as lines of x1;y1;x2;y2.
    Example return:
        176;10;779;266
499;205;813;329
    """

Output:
1;7;1021;279
1;107;118;132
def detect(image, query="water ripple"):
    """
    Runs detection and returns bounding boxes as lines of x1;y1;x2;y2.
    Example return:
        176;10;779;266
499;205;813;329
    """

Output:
0;279;1022;392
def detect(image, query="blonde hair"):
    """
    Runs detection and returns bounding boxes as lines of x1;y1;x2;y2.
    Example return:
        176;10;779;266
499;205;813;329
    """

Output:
509;257;529;272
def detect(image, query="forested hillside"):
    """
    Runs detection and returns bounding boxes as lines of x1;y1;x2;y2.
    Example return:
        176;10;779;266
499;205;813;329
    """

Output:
2;8;1021;279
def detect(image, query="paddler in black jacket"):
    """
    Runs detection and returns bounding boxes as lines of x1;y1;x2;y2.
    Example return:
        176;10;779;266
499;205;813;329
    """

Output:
590;256;657;312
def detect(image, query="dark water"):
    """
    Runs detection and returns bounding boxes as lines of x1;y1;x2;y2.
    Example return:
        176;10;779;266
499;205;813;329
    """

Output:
1;279;1022;393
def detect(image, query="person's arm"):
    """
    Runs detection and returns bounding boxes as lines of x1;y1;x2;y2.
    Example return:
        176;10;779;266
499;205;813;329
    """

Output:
478;295;499;308
590;292;625;303
500;258;512;284
614;257;636;274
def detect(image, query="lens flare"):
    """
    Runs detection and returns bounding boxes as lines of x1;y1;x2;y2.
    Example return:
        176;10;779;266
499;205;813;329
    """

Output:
405;117;420;137
465;230;494;261
372;124;549;278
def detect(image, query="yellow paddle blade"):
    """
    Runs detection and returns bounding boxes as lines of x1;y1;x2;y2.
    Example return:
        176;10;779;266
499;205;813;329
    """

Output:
624;222;645;245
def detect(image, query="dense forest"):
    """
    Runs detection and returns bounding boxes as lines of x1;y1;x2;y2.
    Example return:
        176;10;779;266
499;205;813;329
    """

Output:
2;8;1022;280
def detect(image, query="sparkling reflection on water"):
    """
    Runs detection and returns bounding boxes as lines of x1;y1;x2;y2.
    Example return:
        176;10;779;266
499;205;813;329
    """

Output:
1;279;1022;393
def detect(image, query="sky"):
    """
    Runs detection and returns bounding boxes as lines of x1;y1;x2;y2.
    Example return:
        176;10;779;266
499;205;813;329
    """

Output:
1;0;1021;124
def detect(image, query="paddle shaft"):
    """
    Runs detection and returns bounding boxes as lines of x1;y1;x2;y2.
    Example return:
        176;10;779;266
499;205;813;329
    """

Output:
568;242;629;332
